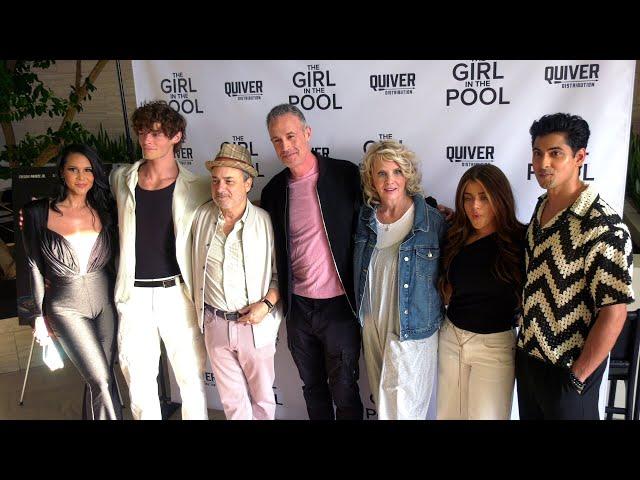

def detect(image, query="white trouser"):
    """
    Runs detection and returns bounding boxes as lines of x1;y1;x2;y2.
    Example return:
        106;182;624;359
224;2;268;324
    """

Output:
117;281;208;420
364;327;439;420
436;318;515;420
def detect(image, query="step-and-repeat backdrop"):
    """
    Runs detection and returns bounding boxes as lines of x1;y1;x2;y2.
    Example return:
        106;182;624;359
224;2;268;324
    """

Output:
132;60;636;419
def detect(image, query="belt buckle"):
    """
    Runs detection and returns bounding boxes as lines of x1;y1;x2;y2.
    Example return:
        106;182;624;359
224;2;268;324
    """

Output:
162;278;174;288
223;311;232;321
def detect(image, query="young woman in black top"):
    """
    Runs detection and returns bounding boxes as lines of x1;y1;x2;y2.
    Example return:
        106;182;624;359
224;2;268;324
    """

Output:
437;164;525;420
21;144;122;419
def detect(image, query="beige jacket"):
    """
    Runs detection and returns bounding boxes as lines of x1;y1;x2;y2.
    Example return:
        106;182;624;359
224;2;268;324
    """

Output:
191;199;282;349
110;160;210;305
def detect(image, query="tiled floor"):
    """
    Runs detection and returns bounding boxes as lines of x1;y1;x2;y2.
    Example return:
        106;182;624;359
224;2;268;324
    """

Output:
0;316;633;420
0;317;225;420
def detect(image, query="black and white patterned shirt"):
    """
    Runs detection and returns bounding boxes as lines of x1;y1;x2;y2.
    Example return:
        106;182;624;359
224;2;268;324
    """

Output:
517;184;634;368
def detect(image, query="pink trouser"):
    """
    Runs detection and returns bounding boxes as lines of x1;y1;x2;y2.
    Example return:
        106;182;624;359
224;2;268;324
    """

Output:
203;308;276;420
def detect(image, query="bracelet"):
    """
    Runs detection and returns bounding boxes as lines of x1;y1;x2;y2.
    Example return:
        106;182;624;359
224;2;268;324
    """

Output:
262;298;275;313
569;371;585;395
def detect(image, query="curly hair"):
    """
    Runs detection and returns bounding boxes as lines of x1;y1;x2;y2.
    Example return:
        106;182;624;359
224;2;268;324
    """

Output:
132;100;186;154
360;140;423;207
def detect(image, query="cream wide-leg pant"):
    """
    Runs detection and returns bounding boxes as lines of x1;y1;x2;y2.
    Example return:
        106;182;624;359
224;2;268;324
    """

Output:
436;318;515;420
117;281;208;420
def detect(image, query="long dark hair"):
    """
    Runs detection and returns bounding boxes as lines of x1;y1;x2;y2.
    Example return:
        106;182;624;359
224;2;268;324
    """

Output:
440;164;525;303
51;143;116;231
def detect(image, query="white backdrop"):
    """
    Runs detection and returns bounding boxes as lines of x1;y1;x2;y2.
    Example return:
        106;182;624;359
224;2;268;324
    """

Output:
131;60;636;419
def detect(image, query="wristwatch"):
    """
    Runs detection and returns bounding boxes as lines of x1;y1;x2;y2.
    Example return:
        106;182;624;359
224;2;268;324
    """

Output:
569;371;585;395
262;298;275;313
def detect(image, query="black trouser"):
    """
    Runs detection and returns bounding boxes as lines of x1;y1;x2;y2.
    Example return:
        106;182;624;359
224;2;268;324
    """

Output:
287;294;363;420
45;271;122;420
515;349;607;420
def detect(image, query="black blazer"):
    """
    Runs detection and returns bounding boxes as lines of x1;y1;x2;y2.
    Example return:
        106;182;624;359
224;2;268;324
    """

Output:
20;199;48;320
260;153;362;317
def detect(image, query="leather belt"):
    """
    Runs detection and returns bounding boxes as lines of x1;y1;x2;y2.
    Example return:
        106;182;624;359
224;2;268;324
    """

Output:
134;275;182;288
204;303;241;321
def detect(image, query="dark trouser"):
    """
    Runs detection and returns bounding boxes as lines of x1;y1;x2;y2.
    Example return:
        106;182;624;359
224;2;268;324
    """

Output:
46;271;122;420
287;294;363;420
515;348;607;420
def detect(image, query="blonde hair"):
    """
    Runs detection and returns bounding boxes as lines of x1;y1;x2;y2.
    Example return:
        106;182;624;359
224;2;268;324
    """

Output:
360;140;423;207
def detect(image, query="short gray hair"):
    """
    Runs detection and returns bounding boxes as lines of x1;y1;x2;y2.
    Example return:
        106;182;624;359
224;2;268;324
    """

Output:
266;103;307;128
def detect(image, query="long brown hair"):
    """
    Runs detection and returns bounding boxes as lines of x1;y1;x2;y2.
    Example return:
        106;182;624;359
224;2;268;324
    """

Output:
439;164;525;303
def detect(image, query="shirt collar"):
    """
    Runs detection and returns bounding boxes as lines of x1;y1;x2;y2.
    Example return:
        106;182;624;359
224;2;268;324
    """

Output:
567;183;598;218
216;201;249;227
535;183;598;227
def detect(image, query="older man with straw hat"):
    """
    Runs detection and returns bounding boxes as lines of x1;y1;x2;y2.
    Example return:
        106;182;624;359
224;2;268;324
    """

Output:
191;143;282;420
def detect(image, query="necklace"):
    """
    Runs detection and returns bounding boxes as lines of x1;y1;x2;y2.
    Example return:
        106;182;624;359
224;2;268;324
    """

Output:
378;200;412;232
377;215;393;232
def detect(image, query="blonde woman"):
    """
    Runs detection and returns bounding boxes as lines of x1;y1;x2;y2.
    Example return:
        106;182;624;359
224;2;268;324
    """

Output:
353;140;446;419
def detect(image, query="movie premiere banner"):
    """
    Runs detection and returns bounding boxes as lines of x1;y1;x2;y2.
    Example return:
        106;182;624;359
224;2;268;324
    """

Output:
132;60;636;420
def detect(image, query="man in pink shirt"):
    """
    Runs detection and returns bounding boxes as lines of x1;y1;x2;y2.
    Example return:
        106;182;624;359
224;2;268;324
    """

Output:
260;104;364;419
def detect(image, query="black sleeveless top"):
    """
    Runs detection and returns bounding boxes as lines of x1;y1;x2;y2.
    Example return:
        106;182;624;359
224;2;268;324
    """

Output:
447;233;523;334
134;182;181;279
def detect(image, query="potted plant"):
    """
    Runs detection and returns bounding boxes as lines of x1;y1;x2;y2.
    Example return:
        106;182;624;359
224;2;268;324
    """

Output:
0;59;111;178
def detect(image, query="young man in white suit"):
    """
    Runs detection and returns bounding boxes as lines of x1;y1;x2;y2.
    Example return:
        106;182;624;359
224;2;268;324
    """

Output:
110;100;210;419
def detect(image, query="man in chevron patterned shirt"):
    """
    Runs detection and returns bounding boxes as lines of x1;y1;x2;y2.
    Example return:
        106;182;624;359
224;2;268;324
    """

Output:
516;113;635;420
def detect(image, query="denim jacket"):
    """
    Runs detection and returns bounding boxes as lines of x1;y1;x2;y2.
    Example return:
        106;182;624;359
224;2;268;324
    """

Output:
354;194;446;341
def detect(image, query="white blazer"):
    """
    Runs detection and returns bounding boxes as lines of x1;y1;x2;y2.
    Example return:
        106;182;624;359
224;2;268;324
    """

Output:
110;160;211;305
191;200;282;349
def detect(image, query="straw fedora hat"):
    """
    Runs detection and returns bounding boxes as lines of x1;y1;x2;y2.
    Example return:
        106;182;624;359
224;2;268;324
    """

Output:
205;143;258;177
